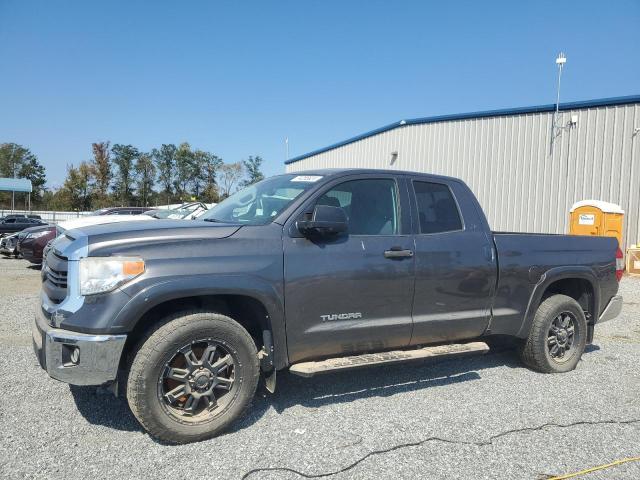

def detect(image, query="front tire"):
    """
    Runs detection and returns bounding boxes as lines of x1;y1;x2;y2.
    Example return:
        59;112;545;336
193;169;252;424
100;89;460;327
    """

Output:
519;294;587;373
126;311;259;444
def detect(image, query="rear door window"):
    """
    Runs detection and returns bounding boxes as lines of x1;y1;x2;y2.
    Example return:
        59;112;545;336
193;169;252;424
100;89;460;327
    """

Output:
413;181;463;234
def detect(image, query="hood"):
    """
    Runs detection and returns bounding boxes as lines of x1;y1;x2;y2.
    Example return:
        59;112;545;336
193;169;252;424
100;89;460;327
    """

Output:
62;219;242;256
58;214;154;233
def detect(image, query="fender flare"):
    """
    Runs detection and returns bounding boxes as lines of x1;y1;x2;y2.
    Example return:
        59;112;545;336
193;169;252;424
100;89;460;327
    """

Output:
516;266;601;338
113;275;289;369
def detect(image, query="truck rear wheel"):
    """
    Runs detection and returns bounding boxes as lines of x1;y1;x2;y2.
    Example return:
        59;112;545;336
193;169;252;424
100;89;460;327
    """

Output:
126;311;259;444
519;294;587;373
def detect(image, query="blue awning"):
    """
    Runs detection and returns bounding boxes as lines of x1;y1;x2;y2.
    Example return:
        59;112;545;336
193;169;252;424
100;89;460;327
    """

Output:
0;178;32;193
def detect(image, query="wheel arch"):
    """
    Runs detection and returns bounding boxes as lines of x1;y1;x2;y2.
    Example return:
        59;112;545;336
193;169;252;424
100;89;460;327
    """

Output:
517;266;601;339
116;277;288;370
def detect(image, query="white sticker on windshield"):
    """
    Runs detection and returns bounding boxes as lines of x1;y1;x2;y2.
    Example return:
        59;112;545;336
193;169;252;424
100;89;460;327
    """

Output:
291;175;323;183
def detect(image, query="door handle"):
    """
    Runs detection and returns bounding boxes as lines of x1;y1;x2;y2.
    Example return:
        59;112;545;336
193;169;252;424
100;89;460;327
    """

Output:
384;247;414;259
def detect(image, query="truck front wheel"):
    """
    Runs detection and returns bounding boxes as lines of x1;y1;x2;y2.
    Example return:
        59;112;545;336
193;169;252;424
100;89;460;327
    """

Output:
519;294;587;373
126;311;260;444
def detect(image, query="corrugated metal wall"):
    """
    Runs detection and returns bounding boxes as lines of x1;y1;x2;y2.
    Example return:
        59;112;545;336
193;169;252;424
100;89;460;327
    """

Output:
286;102;640;249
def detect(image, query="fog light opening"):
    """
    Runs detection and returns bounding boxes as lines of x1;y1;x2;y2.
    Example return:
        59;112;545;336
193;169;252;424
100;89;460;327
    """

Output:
62;345;80;366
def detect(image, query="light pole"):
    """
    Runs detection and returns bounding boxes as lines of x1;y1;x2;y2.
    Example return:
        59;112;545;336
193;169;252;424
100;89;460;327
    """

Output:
551;52;567;153
554;52;566;126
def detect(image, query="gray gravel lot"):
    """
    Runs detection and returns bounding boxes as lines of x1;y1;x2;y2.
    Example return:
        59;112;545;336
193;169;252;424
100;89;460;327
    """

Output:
1;257;639;479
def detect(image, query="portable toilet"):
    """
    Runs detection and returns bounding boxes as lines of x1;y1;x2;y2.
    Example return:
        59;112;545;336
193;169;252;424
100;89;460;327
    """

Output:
569;200;624;247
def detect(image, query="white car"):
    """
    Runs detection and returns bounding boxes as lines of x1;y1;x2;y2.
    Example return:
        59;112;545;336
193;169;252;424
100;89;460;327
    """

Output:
56;214;154;235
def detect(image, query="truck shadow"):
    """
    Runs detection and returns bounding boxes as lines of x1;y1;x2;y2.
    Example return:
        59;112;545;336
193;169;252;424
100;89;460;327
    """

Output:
69;346;601;440
239;349;519;424
68;348;519;437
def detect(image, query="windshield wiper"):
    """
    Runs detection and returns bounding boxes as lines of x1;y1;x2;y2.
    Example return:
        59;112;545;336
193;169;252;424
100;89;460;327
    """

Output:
203;218;226;223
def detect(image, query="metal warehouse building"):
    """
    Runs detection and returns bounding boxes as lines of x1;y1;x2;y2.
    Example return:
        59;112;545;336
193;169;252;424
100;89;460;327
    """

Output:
285;95;640;249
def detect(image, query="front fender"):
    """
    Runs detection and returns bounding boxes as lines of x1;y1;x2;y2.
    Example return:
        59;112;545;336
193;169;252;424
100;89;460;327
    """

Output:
113;274;289;369
516;266;601;338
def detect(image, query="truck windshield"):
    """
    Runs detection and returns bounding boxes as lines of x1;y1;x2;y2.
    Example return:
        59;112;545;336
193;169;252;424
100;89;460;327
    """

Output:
200;174;322;225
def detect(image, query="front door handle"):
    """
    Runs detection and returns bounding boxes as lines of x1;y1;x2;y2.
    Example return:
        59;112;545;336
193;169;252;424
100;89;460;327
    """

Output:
384;247;414;259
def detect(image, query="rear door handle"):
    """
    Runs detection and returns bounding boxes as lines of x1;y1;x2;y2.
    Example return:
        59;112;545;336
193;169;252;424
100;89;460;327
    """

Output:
384;247;414;259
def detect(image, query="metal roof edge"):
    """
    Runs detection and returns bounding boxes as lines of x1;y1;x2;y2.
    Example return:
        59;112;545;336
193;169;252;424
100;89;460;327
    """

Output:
284;94;640;165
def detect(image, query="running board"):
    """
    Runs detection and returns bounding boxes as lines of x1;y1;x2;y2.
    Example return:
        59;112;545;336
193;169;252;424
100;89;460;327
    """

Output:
289;342;489;377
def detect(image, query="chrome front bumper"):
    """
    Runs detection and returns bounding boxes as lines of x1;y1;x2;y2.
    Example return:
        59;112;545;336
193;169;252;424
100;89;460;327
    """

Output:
32;305;127;386
598;295;623;324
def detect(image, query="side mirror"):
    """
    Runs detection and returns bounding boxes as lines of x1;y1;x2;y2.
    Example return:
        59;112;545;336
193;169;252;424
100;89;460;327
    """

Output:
297;205;348;237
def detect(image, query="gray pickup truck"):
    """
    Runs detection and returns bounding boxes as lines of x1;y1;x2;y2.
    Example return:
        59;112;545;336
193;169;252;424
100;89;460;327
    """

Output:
33;169;624;443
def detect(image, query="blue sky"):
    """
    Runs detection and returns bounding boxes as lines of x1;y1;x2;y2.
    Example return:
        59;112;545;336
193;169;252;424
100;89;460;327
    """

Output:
1;0;638;187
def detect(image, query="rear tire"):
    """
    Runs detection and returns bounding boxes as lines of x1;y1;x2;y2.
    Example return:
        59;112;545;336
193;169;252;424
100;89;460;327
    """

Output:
519;294;587;373
126;311;259;444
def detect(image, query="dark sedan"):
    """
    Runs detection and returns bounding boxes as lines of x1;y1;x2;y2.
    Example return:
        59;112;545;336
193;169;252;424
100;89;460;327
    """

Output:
17;224;56;264
0;217;46;236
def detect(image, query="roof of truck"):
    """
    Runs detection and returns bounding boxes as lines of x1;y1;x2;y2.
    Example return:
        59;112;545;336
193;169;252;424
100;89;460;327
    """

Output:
287;168;459;180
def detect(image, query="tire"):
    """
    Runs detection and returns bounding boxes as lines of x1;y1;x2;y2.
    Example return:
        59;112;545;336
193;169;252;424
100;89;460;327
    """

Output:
126;311;259;444
518;294;587;373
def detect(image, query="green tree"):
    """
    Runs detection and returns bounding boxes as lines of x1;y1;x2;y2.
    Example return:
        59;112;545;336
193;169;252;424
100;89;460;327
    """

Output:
61;162;93;211
174;142;194;199
191;149;215;199
135;153;156;207
241;155;264;187
91;141;112;207
0;143;47;206
111;144;139;205
152;144;177;205
202;153;223;203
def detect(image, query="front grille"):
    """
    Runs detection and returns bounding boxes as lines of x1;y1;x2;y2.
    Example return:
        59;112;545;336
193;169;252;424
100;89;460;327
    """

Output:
43;251;69;304
45;265;67;289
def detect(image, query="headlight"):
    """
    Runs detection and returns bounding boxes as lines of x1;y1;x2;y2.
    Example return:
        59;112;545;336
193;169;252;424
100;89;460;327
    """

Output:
79;257;145;296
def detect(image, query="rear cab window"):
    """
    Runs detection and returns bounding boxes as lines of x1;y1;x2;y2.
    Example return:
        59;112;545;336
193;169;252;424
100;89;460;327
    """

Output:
412;180;463;234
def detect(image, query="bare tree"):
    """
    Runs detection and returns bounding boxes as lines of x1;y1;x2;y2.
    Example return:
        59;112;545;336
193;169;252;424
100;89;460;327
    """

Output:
218;162;244;199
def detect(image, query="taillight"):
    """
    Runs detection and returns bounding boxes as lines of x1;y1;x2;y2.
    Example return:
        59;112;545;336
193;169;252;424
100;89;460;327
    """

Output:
615;247;624;281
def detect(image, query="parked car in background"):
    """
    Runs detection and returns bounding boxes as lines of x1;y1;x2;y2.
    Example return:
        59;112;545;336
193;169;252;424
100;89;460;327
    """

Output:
17;225;57;264
0;213;42;221
0;233;20;257
90;207;153;216
144;202;211;220
56;213;155;235
0;217;46;236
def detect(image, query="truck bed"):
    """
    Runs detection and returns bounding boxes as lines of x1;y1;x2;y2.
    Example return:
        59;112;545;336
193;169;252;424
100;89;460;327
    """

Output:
489;232;619;337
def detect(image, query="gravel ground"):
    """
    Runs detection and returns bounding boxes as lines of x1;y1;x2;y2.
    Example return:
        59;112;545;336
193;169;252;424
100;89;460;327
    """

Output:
1;257;639;479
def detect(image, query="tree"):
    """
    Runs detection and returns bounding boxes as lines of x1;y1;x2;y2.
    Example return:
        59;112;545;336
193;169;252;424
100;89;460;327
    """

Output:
191;149;216;199
202;153;223;203
152;144;177;205
174;142;194;199
218;162;244;199
111;144;139;205
18;155;47;202
0;143;47;206
241;155;264;187
135;153;156;206
91;142;112;206
61;162;93;211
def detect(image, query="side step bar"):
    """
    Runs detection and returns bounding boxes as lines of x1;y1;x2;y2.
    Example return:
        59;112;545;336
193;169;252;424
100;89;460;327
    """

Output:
289;342;489;377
